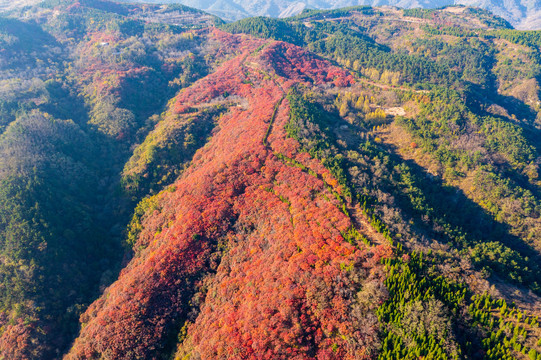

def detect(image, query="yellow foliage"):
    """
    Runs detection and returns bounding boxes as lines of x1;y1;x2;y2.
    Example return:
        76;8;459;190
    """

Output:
339;102;349;117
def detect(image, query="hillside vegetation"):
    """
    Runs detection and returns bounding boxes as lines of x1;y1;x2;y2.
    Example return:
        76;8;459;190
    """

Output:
0;2;541;359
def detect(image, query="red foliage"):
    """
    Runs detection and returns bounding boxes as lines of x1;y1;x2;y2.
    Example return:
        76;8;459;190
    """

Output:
258;41;354;88
65;1;81;11
67;30;384;360
0;318;52;360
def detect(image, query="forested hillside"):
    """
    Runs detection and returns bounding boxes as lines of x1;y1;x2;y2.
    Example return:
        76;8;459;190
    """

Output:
1;2;541;359
0;0;218;357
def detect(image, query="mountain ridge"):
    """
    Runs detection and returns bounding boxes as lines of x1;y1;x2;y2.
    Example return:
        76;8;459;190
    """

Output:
106;0;541;29
1;0;537;29
64;30;391;359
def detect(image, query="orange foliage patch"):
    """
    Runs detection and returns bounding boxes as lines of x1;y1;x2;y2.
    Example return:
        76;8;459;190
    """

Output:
67;31;386;360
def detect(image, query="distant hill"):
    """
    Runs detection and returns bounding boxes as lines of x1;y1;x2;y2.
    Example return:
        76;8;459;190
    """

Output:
2;0;539;28
115;0;541;29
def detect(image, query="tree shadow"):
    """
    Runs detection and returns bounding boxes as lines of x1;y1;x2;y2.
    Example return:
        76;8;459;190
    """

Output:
326;105;541;293
381;138;541;292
